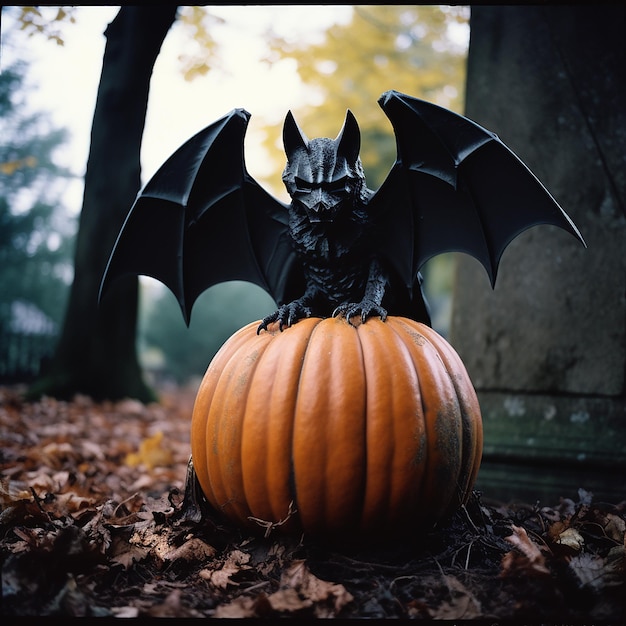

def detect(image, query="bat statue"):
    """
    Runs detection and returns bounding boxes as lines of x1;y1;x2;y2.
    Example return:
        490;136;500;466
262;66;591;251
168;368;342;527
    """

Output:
99;90;585;332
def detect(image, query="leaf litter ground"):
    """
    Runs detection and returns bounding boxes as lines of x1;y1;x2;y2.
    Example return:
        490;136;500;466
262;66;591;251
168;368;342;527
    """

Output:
1;385;624;620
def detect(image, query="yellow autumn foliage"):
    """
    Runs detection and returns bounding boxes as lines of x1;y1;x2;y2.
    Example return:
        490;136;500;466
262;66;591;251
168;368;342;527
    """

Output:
125;431;174;470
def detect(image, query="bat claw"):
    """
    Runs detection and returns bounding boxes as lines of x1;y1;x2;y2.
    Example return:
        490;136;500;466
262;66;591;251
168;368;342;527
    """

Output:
257;302;312;334
333;301;388;326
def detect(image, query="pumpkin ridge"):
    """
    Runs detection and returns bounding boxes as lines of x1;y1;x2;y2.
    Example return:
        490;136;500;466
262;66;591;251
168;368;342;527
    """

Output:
388;318;463;524
412;323;483;514
291;319;328;532
272;318;321;522
210;330;273;525
191;321;262;505
380;318;429;525
239;327;286;527
283;321;315;533
357;319;412;530
352;319;370;532
293;317;367;533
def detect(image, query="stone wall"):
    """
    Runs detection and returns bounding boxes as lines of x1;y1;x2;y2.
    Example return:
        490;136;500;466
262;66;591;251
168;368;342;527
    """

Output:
450;6;626;502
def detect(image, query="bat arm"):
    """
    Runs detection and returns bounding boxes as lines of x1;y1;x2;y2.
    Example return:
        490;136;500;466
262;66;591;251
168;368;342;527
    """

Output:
362;257;388;305
332;258;389;324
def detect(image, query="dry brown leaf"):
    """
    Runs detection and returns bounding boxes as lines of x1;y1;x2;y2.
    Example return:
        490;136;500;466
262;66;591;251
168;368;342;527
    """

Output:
605;513;626;543
557;527;585;552
40;441;81;469
79;440;106;461
271;560;354;617
145;589;201;617
161;537;217;563
256;541;288;577
9;526;45;553
130;525;171;561
110;606;140;618
127;474;156;492
110;533;150;569
115;398;147;416
569;553;607;590
267;587;313;612
199;549;251;589
501;524;550;578
606;544;626;583
430;575;482;619
25;470;57;494
547;519;568;541
213;595;258;618
0;477;32;504
570;546;625;591
80;509;112;554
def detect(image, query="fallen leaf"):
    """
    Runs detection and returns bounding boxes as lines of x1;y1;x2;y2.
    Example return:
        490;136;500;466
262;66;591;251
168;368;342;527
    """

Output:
111;606;140;618
547;519;568;541
267;587;313;612
570;545;625;591
430;575;482;619
557;527;585;552
604;513;626;543
569;553;607;590
0;477;32;505
145;589;201;617
161;537;216;563
40;441;80;470
79;439;106;461
199;549;251;589
115;398;146;416
256;541;288;577
270;560;354;617
125;431;174;469
500;525;550;578
129;524;171;563
10;527;46;553
110;533;150;569
213;595;258;618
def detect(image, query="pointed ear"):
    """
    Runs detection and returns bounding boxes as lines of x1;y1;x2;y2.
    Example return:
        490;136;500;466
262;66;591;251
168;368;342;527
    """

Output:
335;110;360;163
283;111;309;156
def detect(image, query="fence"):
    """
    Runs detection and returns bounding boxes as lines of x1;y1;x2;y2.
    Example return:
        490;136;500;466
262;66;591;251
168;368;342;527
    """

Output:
0;326;57;383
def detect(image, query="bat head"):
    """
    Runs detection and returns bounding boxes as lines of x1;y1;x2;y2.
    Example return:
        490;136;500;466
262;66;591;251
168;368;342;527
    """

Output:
282;110;368;223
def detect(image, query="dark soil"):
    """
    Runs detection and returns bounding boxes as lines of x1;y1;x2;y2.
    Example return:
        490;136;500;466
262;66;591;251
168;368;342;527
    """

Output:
1;385;624;621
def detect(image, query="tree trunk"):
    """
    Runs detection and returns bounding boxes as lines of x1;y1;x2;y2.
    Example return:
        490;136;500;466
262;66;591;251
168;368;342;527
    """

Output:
29;6;178;402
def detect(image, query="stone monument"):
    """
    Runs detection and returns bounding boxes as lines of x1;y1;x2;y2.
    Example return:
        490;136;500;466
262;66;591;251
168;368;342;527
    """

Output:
451;6;625;502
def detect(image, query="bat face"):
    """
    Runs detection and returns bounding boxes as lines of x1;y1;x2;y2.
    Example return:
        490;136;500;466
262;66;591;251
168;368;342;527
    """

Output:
282;110;367;224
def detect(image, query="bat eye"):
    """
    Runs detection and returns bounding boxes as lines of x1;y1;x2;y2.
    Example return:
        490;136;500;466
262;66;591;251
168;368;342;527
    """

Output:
294;177;313;193
325;176;350;194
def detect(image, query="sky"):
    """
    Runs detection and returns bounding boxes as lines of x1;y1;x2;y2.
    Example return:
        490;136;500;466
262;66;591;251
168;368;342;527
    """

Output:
1;5;354;212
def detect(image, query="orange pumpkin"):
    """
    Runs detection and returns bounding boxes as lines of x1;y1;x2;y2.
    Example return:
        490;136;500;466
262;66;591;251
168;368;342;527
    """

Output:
191;316;482;538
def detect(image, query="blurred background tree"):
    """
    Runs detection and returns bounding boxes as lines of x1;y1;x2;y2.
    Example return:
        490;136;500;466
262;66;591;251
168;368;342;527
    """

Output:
139;282;275;386
260;5;469;190
15;6;178;401
0;55;76;381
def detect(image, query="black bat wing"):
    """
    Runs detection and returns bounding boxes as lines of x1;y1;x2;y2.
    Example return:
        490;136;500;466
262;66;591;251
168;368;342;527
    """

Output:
99;108;301;325
370;90;586;293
